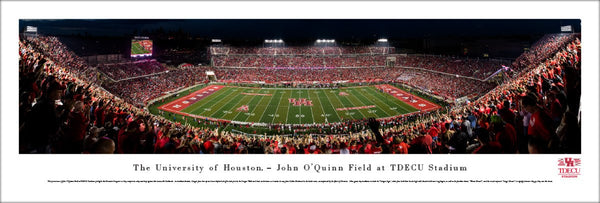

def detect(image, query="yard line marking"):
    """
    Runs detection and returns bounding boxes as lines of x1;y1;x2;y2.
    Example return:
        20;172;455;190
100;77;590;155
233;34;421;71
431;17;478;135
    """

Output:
285;90;292;124
160;85;225;113
315;89;339;123
368;85;413;113
308;90;326;123
338;91;368;118
351;87;394;117
186;88;231;114
244;89;272;123
346;88;383;117
376;84;438;112
334;89;367;120
321;89;346;121
217;89;258;120
233;89;266;121
257;90;280;123
273;91;288;124
297;91;303;124
362;87;403;115
209;88;253;118
306;89;316;124
185;87;236;116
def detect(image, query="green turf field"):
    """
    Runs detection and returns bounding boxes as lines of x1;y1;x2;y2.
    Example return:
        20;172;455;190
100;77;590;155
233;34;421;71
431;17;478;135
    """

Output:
131;42;150;55
179;86;419;124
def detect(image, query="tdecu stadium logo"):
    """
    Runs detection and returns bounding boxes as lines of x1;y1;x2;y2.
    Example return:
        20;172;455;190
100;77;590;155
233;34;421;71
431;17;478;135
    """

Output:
558;157;581;178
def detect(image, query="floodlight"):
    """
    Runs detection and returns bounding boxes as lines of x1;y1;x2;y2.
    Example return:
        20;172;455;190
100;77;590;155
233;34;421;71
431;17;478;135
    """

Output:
378;38;388;42
317;39;322;43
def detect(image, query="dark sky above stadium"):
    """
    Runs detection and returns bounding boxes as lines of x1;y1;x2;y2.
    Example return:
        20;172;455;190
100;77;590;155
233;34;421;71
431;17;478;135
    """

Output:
20;19;580;41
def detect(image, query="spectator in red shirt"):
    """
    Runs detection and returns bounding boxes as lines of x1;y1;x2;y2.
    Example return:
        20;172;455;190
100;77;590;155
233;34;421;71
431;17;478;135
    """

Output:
521;93;556;153
60;101;90;153
428;124;440;138
409;131;433;154
393;137;409;154
521;93;553;140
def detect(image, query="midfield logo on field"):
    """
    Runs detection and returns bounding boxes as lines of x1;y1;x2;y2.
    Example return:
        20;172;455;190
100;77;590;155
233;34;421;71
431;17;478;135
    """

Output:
289;98;313;106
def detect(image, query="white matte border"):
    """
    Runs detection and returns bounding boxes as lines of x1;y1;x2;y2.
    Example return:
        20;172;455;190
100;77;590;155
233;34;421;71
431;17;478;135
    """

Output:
1;1;598;202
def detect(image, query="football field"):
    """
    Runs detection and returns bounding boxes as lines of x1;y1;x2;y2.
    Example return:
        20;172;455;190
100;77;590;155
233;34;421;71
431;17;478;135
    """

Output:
131;42;151;55
158;85;440;125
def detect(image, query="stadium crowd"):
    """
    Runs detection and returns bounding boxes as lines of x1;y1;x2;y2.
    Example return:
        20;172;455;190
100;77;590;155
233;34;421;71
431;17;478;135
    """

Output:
210;46;393;55
391;68;496;99
395;55;506;79
97;59;167;80
512;34;575;71
213;67;387;83
102;67;209;106
24;36;99;84
212;55;388;68
211;46;509;80
19;33;580;154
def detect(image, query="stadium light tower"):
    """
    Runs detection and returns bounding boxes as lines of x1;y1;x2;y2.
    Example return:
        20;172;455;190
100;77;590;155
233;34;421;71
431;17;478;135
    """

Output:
265;39;284;44
264;39;284;48
315;39;335;45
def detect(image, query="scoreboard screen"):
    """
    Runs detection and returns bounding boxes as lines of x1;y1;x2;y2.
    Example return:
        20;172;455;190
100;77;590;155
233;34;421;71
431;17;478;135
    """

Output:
131;39;153;57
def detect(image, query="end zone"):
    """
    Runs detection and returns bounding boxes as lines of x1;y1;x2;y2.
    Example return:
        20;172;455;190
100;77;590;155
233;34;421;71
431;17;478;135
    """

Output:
158;85;225;113
375;84;441;113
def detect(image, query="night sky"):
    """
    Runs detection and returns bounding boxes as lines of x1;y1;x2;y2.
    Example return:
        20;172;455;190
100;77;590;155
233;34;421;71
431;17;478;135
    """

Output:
19;19;581;40
18;19;582;59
